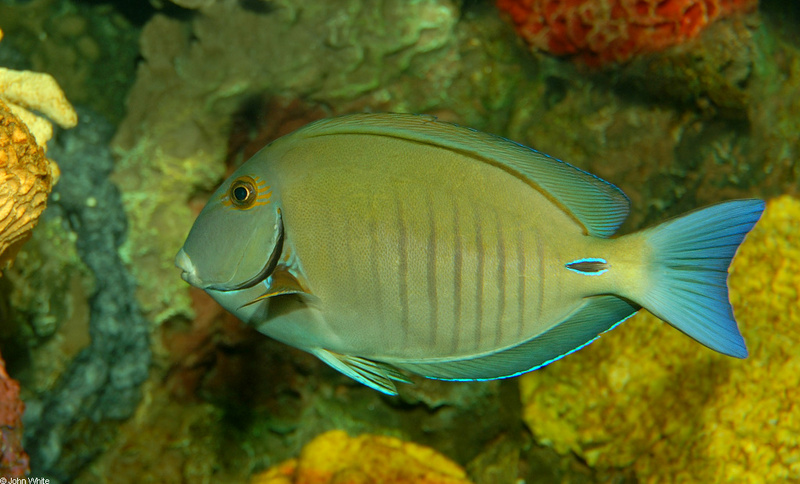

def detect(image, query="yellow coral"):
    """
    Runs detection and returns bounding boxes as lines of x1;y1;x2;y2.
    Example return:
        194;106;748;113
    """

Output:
0;27;79;272
0;27;78;148
520;196;800;482
0;98;55;271
250;430;473;484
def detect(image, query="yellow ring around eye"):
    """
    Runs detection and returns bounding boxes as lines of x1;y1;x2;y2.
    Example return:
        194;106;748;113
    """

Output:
230;176;258;209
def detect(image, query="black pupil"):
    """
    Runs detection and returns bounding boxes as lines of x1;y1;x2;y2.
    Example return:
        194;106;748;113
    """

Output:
233;185;250;202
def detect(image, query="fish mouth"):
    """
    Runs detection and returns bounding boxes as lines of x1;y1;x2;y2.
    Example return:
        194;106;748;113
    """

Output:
175;248;203;287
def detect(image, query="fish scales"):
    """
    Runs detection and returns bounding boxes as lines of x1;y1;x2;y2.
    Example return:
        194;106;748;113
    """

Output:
273;133;577;360
176;113;763;395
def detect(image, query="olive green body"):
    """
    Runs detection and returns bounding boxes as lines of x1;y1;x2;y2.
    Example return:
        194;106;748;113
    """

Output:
258;133;638;362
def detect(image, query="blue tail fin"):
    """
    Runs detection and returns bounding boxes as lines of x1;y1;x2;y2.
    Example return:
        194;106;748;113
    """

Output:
639;199;765;358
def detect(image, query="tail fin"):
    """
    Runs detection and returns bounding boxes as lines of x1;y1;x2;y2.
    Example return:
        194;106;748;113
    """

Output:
639;199;765;358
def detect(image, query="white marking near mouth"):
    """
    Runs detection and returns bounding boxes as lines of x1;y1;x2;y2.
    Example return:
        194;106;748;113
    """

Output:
175;248;203;287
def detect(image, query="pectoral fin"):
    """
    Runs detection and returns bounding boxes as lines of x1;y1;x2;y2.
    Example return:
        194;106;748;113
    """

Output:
312;349;412;396
268;266;312;296
239;266;318;309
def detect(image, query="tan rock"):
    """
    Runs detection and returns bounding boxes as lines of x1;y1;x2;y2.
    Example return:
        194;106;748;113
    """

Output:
0;27;78;148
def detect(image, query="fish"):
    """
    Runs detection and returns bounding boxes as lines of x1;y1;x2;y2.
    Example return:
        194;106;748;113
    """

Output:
175;113;765;396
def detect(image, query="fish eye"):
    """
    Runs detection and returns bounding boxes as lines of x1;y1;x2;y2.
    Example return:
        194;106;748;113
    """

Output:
233;185;249;201
229;177;257;208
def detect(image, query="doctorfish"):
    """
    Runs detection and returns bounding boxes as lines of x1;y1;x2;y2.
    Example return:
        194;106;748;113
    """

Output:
175;113;764;395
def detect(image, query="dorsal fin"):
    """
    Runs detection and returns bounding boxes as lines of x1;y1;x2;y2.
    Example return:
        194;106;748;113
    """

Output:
294;113;630;238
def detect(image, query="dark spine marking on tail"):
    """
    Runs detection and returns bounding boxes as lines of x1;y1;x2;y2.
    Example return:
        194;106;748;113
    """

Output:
565;258;609;275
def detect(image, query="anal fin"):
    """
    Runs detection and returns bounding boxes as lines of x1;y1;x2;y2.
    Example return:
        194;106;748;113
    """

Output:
391;295;640;382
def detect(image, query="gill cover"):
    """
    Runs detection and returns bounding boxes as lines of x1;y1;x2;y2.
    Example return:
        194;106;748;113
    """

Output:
179;170;282;291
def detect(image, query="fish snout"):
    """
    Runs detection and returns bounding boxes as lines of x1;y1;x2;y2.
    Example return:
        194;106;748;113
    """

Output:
175;248;204;288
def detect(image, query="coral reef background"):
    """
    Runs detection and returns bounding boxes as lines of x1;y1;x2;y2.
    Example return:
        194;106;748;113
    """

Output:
520;195;800;482
496;0;759;65
0;0;798;482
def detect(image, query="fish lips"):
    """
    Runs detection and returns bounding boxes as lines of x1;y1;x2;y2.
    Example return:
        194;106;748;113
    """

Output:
175;248;203;287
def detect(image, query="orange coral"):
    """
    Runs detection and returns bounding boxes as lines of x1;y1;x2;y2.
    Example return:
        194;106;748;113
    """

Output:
0;349;28;478
496;0;758;65
250;430;473;484
0;98;56;271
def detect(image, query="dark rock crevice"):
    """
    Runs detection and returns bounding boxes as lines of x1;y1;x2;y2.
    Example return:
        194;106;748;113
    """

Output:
22;107;151;482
